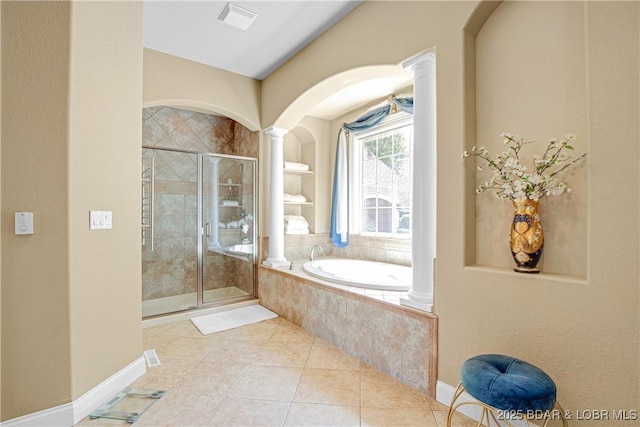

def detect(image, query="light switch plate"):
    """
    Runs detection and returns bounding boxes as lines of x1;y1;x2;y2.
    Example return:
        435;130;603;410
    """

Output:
15;212;34;235
90;211;112;230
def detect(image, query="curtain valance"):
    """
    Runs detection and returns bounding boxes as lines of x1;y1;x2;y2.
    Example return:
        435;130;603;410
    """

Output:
329;96;413;247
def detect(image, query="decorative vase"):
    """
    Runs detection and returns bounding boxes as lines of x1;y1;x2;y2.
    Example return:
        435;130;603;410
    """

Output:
510;199;543;273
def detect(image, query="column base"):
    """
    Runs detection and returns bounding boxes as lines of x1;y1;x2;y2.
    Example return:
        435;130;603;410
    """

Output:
262;258;290;268
400;291;433;312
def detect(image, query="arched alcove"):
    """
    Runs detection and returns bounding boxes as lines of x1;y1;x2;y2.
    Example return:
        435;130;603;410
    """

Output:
143;99;260;132
268;65;413;131
462;0;588;278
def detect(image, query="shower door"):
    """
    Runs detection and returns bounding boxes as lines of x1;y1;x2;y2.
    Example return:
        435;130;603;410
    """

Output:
142;148;199;317
201;154;257;305
142;148;257;317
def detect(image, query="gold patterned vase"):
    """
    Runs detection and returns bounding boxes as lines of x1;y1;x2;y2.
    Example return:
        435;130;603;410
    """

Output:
510;199;544;273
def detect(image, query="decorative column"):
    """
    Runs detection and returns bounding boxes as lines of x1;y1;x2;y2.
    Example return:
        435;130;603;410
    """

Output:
401;51;436;312
263;126;290;267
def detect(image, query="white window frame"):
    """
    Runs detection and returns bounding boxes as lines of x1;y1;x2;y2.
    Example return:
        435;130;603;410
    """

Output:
349;112;413;239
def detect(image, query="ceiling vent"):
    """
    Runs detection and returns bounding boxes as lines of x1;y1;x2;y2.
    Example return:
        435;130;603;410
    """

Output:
218;2;257;31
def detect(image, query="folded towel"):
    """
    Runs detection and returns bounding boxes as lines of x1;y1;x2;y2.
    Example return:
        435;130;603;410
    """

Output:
283;193;307;203
285;228;309;235
222;200;239;206
227;221;239;229
284;215;309;227
284;161;309;171
218;222;227;229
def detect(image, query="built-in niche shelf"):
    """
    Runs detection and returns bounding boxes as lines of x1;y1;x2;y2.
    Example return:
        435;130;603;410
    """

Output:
283;125;318;235
464;265;588;285
284;201;313;206
219;182;243;208
284;168;314;207
284;169;313;176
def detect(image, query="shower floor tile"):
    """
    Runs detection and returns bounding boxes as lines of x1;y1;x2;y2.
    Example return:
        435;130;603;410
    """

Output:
77;317;476;427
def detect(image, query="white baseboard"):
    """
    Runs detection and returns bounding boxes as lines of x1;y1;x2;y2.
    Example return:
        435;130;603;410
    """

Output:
71;356;147;425
436;380;530;427
2;357;146;427
436;380;485;423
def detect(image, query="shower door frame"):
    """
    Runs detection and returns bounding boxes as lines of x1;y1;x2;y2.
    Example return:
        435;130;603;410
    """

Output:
142;146;259;317
197;152;259;309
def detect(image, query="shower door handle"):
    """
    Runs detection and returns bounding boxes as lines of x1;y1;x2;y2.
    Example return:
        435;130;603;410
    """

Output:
149;157;155;251
205;222;211;237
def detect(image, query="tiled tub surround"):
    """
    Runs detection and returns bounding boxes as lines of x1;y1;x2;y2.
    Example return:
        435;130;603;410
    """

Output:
142;106;258;304
258;256;437;397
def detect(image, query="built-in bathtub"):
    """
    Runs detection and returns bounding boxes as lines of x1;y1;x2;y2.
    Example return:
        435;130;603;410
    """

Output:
303;258;411;291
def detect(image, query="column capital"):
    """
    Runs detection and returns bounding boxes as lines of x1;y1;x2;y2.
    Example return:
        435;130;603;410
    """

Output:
263;126;289;139
402;50;435;74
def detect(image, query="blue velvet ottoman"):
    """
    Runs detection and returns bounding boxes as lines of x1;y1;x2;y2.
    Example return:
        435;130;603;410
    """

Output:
446;354;567;427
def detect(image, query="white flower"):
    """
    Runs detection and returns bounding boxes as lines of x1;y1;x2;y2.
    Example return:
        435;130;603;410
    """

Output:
463;132;586;202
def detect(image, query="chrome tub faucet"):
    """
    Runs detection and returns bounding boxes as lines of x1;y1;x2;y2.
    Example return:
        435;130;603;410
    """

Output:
310;245;324;261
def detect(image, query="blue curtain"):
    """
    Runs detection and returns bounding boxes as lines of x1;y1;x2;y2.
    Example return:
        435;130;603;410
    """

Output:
329;96;413;247
393;96;414;114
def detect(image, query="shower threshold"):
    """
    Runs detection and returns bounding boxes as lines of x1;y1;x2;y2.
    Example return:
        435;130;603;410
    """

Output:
142;287;249;318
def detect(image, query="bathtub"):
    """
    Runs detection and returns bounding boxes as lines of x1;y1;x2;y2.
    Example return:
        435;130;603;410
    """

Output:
302;258;411;291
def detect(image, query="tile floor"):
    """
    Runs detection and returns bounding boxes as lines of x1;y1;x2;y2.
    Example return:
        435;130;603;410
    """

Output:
78;316;475;427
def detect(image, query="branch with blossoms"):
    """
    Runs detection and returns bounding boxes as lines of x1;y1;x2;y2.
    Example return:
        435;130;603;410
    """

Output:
462;133;586;202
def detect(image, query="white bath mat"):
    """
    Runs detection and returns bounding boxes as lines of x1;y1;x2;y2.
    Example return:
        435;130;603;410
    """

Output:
191;305;278;335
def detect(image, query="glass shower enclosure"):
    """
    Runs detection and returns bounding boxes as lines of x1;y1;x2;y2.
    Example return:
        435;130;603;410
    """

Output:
141;147;257;317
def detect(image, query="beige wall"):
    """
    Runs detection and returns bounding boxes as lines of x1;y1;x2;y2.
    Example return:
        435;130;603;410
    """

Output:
1;0;143;420
449;1;638;419
262;1;639;425
143;48;261;132
1;2;73;418
67;1;144;399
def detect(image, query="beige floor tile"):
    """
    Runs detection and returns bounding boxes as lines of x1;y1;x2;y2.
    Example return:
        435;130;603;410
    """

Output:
143;320;202;338
254;341;313;367
285;402;360;427
142;333;171;352
305;340;361;371
168;361;247;397
269;321;317;344
429;396;452;411
201;336;266;364
152;336;216;361
100;315;442;427
208;397;291;426
361;364;430;409
294;368;360;406
131;357;192;390
181;360;248;378
211;319;278;343
134;392;224;427
230;365;303;401
432;409;479;427
361;407;439;427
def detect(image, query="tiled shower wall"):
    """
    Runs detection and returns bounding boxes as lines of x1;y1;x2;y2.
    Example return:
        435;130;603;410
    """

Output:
142;107;258;302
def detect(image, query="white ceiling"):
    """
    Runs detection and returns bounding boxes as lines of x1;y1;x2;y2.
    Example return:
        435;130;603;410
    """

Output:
143;0;413;121
143;0;361;80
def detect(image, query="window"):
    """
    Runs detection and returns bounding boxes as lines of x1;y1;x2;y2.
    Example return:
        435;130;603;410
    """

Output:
351;114;413;238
